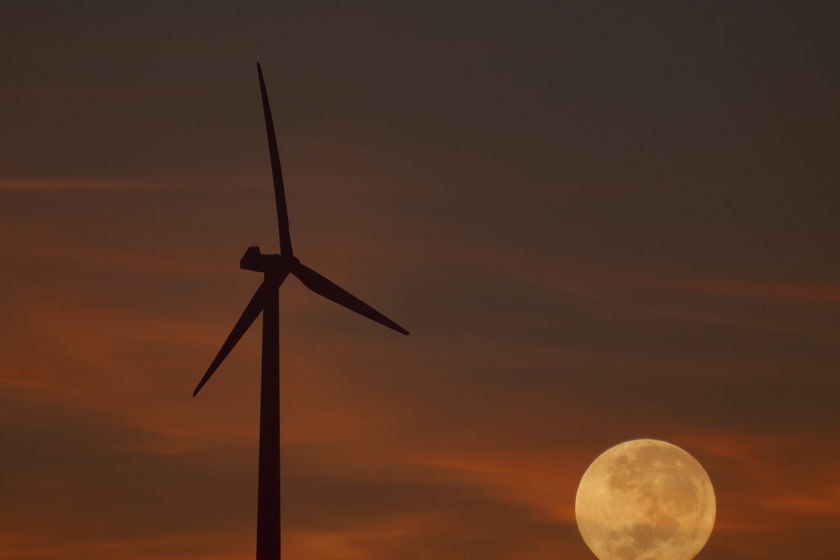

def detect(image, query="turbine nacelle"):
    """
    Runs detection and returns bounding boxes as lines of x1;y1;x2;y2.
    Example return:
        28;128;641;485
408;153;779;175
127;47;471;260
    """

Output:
240;245;299;275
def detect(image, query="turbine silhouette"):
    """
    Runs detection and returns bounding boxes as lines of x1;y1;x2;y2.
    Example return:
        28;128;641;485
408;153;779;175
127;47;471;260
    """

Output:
193;63;408;560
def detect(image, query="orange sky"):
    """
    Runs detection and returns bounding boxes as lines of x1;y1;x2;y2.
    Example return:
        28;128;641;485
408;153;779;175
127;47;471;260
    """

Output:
2;3;839;559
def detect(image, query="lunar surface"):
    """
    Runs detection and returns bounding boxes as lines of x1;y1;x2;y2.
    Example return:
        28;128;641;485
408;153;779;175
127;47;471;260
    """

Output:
575;439;716;560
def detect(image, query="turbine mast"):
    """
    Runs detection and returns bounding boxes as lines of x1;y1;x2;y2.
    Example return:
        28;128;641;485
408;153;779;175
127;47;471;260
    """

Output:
256;278;280;560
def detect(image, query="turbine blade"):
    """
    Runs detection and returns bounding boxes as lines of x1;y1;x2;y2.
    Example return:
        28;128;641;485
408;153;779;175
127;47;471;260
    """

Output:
193;282;267;396
257;62;293;256
293;264;409;335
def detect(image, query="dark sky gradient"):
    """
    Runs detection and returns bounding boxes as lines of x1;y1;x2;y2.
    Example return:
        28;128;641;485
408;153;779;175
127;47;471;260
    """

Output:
2;2;839;559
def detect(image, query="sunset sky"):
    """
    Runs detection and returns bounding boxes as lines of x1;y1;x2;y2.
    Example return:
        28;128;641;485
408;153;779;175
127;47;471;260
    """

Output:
2;2;839;559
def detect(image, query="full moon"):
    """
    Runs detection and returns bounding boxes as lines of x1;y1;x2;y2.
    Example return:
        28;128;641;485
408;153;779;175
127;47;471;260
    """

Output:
575;439;715;560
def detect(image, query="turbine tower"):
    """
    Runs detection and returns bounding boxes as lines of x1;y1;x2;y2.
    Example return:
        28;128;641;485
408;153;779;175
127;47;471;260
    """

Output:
193;63;408;560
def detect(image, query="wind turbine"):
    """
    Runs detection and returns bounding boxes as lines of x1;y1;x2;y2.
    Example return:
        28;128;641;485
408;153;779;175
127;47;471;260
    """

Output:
193;63;408;560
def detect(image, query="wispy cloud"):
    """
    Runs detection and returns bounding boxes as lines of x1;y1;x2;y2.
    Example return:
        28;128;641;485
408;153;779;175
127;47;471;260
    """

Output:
0;179;182;191
381;238;840;340
0;237;227;275
615;274;840;306
0;530;249;560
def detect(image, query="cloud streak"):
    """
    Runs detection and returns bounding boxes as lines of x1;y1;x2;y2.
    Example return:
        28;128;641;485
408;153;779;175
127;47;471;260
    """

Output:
0;179;184;191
